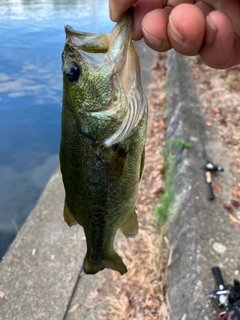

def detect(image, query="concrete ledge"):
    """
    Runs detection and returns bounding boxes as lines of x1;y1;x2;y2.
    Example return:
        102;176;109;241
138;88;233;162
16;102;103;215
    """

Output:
166;51;240;320
0;170;92;319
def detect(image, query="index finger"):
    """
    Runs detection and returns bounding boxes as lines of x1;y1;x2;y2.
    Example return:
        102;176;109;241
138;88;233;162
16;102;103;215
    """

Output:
109;0;138;21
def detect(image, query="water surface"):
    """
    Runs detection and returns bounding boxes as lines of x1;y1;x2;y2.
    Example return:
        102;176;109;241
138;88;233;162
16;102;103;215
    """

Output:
0;0;114;258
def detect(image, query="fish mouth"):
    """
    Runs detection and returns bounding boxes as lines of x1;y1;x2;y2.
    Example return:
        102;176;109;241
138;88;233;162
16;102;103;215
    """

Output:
64;25;110;53
64;9;133;55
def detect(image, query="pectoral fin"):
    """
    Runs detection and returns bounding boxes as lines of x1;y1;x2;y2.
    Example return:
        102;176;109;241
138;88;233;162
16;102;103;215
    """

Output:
120;209;138;238
140;149;145;181
108;144;127;180
63;201;78;227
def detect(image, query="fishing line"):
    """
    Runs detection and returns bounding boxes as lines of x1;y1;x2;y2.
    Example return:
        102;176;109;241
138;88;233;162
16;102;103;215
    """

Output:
196;102;208;165
62;263;84;320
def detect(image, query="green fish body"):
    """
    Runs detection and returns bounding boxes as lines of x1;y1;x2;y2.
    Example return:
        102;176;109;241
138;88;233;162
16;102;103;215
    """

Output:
60;11;147;275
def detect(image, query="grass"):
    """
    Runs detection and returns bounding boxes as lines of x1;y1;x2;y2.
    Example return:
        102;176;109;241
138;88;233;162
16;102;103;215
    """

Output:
155;139;192;224
155;139;192;279
155;149;175;282
164;139;192;150
155;153;175;225
155;139;192;223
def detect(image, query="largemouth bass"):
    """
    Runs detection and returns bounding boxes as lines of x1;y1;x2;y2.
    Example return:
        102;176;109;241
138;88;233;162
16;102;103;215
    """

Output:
60;11;147;275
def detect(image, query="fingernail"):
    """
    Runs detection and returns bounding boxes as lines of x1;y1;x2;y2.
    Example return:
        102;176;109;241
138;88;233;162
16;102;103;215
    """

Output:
142;28;162;48
169;14;185;44
109;3;113;20
109;2;118;21
206;15;217;45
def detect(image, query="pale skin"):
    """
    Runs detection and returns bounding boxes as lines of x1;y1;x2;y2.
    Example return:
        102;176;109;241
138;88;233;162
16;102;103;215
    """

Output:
109;0;240;69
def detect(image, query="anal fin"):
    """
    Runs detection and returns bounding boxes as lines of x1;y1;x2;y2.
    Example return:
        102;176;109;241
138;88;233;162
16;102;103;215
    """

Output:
63;201;78;227
120;209;138;238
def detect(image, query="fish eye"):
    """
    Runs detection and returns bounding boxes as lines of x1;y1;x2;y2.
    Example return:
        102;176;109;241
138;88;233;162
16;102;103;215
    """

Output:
65;63;81;82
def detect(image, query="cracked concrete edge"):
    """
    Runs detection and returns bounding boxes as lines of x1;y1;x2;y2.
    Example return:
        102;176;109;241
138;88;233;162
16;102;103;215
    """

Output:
165;50;240;320
165;50;214;320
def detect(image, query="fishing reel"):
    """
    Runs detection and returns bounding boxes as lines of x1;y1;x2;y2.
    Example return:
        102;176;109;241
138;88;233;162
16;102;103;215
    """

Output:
204;161;224;200
210;267;240;320
204;161;224;172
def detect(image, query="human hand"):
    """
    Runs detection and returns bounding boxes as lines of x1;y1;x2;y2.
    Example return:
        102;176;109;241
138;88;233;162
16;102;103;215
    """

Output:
109;0;240;69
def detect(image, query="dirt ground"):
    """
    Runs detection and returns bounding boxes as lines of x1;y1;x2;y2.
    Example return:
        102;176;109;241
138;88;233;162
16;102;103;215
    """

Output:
91;53;240;320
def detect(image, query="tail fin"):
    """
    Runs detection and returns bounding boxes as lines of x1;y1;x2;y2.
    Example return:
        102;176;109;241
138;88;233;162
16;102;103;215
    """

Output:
83;250;127;275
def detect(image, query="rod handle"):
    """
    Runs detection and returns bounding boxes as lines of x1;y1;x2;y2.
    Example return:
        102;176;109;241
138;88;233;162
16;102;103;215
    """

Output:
212;267;225;290
206;171;214;200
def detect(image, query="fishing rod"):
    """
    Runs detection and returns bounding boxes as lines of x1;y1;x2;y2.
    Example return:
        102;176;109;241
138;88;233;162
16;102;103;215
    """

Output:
62;263;84;320
196;101;224;200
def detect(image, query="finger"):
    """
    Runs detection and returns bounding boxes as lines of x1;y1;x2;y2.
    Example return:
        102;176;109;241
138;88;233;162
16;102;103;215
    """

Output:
233;39;240;67
194;1;213;16
168;3;206;56
199;0;240;30
109;0;138;21
132;0;166;40
200;11;236;68
142;9;172;51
